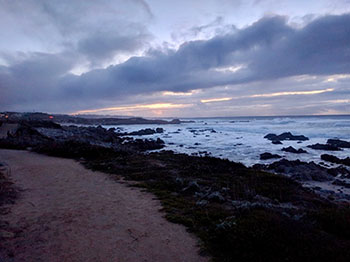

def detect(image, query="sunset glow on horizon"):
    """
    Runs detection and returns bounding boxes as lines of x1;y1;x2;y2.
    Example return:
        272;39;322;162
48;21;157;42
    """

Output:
72;103;193;115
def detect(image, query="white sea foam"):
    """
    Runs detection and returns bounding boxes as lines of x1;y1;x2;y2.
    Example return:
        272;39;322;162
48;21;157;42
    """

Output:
105;115;350;167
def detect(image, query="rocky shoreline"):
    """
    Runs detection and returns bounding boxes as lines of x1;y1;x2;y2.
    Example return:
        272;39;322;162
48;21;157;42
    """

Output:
1;112;182;125
1;119;350;261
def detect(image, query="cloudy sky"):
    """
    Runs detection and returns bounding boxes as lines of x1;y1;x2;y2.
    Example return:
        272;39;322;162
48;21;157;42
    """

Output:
0;0;349;117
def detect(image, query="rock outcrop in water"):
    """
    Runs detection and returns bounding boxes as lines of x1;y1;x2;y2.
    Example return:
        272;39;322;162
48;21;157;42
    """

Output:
281;146;308;154
264;132;309;142
307;143;342;151
327;139;350;148
321;154;350;166
120;128;164;136
260;152;282;160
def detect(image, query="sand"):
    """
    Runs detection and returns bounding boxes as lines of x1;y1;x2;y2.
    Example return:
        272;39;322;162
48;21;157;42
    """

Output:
0;149;208;262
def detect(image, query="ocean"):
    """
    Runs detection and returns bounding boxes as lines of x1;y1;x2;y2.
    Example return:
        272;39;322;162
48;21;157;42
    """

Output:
106;115;350;167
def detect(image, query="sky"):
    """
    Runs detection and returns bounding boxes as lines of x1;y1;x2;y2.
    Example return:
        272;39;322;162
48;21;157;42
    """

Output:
0;0;349;117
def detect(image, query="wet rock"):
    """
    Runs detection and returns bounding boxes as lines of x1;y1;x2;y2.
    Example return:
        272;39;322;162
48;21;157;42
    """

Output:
272;140;283;145
175;177;184;185
182;181;201;194
264;132;309;142
260;152;282;160
125;138;165;151
332;179;350;188
327;139;350;148
307;143;342;151
253;159;334;181
264;133;278;140
196;200;209;207
206;191;225;203
170;119;181;124
281;146;308;154
21;120;62;129
128;128;163;136
321;154;350;166
327;166;350;178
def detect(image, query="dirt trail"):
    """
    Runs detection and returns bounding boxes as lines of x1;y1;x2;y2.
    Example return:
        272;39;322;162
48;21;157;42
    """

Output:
0;149;207;262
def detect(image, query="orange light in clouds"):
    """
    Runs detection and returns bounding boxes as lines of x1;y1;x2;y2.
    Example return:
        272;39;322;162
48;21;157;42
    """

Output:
73;103;192;114
250;88;334;98
200;88;334;103
201;97;232;103
162;91;196;96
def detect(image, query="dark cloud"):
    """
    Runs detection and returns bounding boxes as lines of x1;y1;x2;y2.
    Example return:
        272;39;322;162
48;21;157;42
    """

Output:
77;26;152;65
0;0;153;63
64;14;349;95
1;13;350;113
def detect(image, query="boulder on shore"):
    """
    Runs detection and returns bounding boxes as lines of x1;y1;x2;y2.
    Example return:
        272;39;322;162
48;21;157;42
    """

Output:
253;159;334;182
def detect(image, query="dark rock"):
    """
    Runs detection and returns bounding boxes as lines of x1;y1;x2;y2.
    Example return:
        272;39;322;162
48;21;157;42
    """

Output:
264;132;309;142
175;177;184;185
272;140;283;145
332;179;350;188
155;128;164;133
20;120;62;129
182;181;201;194
281;146;308;154
307;143;342;151
124;138;165;151
253;159;334;181
206;191;225;203
196;200;209;206
170;119;181;124
264;133;277;140
128;128;159;136
327;139;350;148
334;167;350;179
321;154;350;166
260;152;282;160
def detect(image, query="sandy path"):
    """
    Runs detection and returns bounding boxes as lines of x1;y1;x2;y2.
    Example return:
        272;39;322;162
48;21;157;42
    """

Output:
0;149;207;262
